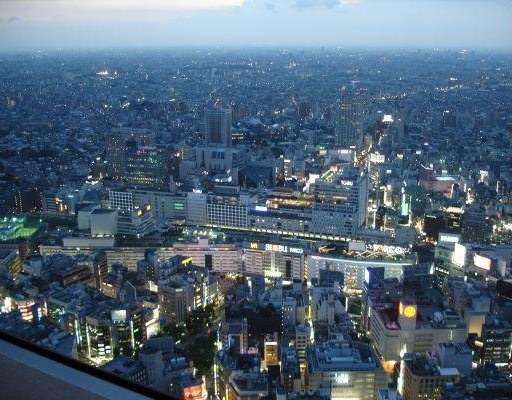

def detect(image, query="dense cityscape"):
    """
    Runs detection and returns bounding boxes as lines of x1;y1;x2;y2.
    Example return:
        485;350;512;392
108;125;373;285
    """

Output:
0;47;512;400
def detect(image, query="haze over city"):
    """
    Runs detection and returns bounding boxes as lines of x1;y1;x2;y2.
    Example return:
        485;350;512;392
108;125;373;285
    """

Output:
0;0;511;51
1;1;512;400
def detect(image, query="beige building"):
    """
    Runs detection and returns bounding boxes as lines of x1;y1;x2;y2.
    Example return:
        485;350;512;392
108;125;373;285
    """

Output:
244;242;305;280
398;352;460;400
160;239;242;274
370;300;467;363
158;281;194;325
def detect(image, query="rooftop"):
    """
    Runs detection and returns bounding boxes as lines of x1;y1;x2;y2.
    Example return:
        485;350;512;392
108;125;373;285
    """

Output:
307;339;382;372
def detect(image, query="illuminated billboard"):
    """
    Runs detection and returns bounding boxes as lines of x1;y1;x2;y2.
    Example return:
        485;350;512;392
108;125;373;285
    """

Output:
438;232;460;244
474;254;492;271
452;243;466;267
248;242;304;254
365;243;410;256
111;309;127;323
183;381;207;400
399;302;417;318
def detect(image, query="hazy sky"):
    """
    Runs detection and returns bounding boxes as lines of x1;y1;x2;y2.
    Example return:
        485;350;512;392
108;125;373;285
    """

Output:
0;0;511;52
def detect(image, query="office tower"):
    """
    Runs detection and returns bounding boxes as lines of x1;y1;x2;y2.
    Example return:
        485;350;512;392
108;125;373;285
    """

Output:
318;268;344;288
125;146;167;190
158;281;194;325
423;213;445;241
282;297;298;330
75;251;108;289
105;128;154;179
111;306;145;357
204;107;232;147
108;189;134;212
477;319;512;365
85;311;113;359
444;206;463;231
395;118;405;146
335;87;363;149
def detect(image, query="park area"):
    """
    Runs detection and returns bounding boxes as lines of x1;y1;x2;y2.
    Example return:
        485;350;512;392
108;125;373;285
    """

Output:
0;216;42;242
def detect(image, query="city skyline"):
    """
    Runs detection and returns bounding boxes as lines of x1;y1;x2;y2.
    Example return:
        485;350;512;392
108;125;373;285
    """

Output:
0;0;511;52
1;1;512;399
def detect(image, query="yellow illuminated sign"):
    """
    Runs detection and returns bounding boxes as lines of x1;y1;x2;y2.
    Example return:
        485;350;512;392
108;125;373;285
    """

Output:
182;257;193;266
399;302;416;318
404;306;416;318
250;242;258;249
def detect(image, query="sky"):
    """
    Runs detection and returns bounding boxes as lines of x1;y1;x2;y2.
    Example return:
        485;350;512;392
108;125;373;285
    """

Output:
0;0;511;52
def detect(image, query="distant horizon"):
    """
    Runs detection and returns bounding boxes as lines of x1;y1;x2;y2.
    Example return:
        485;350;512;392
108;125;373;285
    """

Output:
0;0;510;53
1;45;512;57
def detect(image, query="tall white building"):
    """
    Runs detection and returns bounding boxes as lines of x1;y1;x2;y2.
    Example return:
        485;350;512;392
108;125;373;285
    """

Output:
334;87;363;149
310;167;369;236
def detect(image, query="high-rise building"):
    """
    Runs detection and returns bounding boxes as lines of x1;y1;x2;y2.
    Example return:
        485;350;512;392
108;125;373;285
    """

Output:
85;311;113;359
125;146;167;190
108;189;134;212
105;128;154;179
204;107;232;147
335;87;363;149
111;306;145;357
158;281;194;325
476;318;512;366
310;166;369;236
157;261;213;325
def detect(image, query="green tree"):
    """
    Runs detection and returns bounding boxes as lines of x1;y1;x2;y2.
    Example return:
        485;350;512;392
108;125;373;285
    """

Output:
188;331;217;375
408;185;429;216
